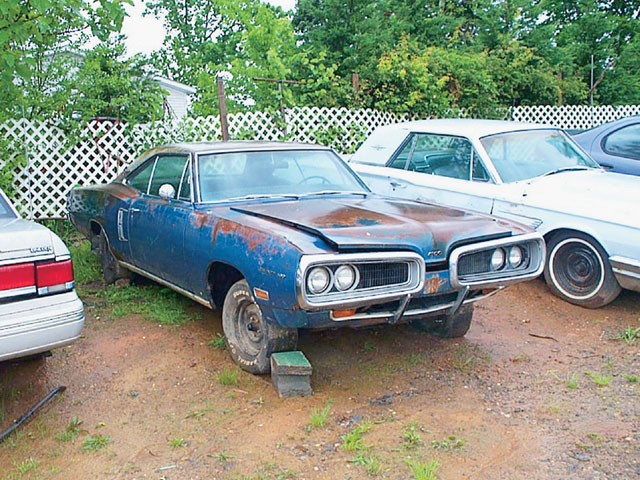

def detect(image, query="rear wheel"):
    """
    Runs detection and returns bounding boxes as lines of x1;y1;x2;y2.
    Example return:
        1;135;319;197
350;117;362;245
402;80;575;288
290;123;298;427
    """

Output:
98;231;129;284
544;232;620;308
222;280;298;374
412;304;474;338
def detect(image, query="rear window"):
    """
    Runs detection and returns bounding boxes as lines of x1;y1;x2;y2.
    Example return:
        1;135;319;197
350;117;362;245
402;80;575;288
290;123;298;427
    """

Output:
0;194;17;219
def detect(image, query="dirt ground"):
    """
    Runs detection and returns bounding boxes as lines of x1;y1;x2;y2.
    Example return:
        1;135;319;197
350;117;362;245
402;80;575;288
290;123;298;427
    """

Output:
1;279;638;480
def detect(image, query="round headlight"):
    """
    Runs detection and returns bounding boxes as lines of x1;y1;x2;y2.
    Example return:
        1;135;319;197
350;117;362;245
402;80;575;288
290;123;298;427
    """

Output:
334;265;357;291
307;267;331;294
508;246;524;268
491;248;506;271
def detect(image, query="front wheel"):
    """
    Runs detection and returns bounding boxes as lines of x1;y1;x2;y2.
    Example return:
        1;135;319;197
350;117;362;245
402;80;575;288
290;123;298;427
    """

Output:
543;232;621;308
412;304;474;338
222;280;298;374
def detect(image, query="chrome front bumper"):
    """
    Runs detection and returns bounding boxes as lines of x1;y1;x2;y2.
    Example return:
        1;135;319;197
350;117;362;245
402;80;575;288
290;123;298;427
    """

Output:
609;256;640;293
0;291;85;362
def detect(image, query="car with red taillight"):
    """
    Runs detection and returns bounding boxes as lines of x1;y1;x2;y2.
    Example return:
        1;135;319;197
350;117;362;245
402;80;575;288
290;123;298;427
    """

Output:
0;189;84;362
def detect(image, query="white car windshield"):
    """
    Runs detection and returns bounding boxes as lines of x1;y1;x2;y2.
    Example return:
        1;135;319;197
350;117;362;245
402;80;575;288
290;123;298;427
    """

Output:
480;129;600;183
197;149;369;202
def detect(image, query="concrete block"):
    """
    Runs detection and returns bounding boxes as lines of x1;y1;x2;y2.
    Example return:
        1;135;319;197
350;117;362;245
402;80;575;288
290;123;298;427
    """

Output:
270;351;312;398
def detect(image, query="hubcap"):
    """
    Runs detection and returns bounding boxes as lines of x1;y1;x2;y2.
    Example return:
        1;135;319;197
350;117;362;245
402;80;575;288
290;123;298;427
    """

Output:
234;299;266;356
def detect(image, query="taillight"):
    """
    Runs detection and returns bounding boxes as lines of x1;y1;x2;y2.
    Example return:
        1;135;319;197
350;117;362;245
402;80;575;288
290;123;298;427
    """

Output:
0;263;36;292
0;259;74;299
36;259;75;295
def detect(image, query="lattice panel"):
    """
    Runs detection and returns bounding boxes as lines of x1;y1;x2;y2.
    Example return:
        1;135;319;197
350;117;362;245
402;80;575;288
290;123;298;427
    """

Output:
3;105;638;219
512;105;640;129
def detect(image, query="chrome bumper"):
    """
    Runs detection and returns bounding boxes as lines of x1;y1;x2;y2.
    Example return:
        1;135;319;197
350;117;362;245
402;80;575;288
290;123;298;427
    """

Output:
0;291;85;362
609;256;640;293
330;288;501;323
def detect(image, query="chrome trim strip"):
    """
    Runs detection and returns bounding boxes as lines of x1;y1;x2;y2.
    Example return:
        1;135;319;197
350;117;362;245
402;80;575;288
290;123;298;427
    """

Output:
0;286;37;300
449;232;545;289
610;256;640;292
120;261;213;308
297;252;425;309
329;288;502;322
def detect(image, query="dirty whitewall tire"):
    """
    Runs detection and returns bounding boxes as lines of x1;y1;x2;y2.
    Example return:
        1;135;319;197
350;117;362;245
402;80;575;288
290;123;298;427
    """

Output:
222;280;298;374
97;231;129;285
411;304;474;338
543;232;620;308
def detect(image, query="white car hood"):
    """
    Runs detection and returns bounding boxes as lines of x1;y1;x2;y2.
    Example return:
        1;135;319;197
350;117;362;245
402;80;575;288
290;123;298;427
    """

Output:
515;170;639;227
0;217;59;263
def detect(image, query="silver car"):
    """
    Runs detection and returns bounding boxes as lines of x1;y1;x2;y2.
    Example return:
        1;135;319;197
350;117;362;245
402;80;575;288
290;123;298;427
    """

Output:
0;189;84;362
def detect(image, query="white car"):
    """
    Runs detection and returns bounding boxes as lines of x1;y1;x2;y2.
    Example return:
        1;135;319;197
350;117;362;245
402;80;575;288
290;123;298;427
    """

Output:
0;189;84;362
350;119;640;308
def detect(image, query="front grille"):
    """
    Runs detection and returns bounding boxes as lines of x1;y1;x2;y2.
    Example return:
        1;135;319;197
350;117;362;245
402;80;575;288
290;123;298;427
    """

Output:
458;250;492;276
357;262;409;290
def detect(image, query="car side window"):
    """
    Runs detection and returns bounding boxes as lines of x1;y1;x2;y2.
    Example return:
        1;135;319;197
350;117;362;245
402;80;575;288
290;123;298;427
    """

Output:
603;124;640;160
148;155;190;198
389;133;490;182
127;159;155;194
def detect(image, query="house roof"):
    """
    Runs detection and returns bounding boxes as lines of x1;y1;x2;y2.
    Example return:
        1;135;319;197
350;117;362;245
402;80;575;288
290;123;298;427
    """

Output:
154;76;197;95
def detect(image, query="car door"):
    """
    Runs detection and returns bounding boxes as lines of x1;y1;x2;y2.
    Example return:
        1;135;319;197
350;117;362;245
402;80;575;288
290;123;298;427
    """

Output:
374;133;499;214
127;154;193;287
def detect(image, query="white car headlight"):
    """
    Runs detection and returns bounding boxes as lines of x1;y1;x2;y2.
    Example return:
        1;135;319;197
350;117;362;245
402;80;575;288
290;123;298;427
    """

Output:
491;248;506;271
334;265;357;291
508;246;524;268
307;266;331;294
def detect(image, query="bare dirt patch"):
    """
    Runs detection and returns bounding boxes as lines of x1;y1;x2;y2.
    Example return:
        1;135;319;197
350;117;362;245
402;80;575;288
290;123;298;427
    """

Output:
1;280;639;479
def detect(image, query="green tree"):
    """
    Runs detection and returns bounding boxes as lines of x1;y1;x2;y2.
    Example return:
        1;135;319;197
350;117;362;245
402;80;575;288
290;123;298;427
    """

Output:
69;37;167;123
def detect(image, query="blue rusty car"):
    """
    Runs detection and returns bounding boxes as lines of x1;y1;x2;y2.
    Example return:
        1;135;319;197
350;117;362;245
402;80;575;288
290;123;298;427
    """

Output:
68;142;545;374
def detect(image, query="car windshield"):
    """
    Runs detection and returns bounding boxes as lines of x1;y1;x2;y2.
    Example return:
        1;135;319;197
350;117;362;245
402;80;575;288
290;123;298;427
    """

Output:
0;194;17;219
480;129;600;183
197;149;369;202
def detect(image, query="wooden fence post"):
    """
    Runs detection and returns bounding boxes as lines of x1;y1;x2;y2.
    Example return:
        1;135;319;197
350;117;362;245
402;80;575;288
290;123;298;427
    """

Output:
217;76;230;141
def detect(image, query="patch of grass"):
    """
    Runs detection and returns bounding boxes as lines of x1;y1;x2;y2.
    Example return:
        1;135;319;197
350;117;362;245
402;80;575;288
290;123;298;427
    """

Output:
566;372;580;389
246;462;299;480
68;240;102;285
185;403;214;420
217;368;239;386
308;402;332;430
618;326;640;345
351;452;383;476
341;421;374;452
82;434;112;452
405;353;422;366
215;450;234;464
432;435;465;450
208;333;227;350
405;458;440;480
102;285;195;325
55;416;82;442
402;423;423;450
451;343;491;373
364;341;378;352
169;437;187;448
585;371;612;387
511;353;532;363
547;402;562;414
624;373;638;383
15;457;39;475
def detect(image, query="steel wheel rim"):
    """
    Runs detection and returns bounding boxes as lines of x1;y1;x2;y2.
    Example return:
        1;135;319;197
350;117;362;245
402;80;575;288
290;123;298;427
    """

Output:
549;238;605;300
233;298;265;357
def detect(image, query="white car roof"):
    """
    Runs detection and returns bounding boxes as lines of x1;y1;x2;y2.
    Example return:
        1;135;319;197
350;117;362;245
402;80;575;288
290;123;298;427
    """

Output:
373;119;555;140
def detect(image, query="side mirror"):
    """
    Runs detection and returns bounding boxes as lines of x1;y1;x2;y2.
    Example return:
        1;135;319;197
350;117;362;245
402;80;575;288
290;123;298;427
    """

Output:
159;183;176;200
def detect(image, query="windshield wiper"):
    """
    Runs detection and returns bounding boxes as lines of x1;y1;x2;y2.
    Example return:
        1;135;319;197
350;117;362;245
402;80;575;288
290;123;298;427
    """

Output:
298;190;368;198
542;166;592;177
223;194;299;202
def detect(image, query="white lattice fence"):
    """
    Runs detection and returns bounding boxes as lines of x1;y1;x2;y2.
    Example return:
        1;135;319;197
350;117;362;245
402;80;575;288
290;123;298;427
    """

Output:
2;107;407;219
512;105;640;129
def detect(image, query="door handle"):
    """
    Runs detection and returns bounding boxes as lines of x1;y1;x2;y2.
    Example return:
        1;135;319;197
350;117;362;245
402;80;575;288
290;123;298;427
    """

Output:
390;181;407;189
130;208;141;214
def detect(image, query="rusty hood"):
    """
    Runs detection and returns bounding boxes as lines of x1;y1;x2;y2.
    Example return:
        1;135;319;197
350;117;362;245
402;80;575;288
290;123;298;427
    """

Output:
230;195;529;260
